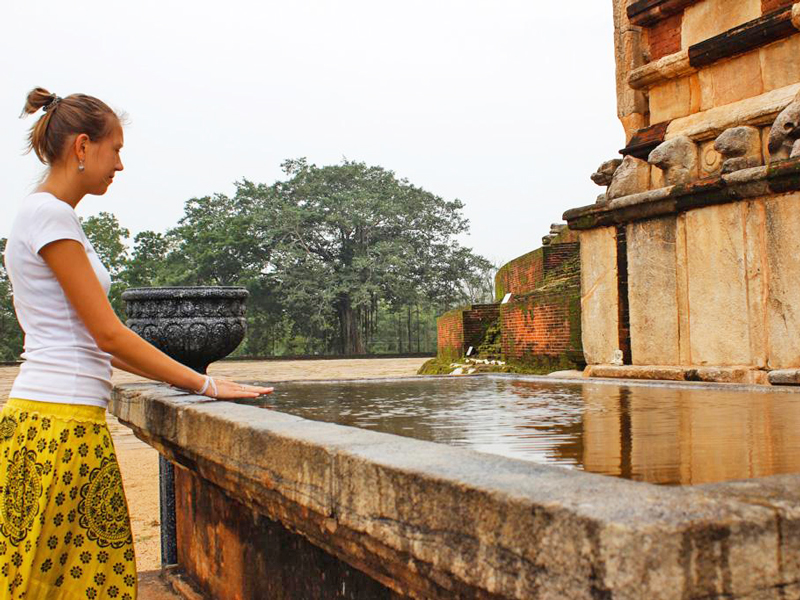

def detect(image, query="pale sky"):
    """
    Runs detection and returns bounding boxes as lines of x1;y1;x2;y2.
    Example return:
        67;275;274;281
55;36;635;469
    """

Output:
0;1;622;268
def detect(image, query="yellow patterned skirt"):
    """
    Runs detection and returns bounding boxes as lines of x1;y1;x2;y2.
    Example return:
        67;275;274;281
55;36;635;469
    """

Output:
0;398;137;600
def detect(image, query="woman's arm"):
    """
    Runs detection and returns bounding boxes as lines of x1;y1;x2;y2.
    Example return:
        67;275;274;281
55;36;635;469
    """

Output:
111;356;158;381
40;239;272;399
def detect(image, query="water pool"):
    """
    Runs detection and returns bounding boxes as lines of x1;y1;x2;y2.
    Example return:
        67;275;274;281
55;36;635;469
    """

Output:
235;375;800;485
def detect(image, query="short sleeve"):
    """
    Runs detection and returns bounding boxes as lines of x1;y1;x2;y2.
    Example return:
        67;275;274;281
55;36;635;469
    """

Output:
28;200;84;255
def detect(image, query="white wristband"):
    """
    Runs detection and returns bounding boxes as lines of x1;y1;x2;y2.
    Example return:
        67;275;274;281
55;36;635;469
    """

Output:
195;375;211;395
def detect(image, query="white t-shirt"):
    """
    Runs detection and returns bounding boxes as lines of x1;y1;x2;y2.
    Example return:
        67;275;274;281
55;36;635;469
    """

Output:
3;192;113;408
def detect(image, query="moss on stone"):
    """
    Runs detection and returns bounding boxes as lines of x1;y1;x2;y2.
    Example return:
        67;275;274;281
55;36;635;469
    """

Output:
418;358;457;375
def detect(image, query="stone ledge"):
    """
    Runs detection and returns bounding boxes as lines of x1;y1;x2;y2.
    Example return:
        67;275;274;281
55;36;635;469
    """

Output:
584;364;769;385
667;82;800;141
111;379;800;599
769;369;800;385
564;157;800;230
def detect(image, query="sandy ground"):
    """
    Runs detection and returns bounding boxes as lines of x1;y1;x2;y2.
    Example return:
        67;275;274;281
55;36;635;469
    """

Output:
0;358;428;573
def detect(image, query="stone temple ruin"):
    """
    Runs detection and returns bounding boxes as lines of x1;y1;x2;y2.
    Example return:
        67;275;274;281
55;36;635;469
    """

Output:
440;0;800;386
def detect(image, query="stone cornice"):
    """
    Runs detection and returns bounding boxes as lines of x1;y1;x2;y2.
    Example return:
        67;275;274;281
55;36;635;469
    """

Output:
564;158;800;230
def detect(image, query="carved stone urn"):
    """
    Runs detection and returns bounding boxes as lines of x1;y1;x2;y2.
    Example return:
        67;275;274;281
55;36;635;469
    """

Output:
122;286;248;373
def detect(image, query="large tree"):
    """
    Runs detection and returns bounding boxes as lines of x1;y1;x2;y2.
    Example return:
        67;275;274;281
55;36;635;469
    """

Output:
243;158;491;355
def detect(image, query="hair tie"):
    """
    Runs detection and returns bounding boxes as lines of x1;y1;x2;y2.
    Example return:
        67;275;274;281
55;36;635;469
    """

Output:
42;96;62;112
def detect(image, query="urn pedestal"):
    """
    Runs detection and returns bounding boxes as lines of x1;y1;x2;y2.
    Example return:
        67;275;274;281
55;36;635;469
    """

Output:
121;286;249;566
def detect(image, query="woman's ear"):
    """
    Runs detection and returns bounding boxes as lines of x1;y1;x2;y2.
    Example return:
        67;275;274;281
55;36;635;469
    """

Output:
73;133;90;162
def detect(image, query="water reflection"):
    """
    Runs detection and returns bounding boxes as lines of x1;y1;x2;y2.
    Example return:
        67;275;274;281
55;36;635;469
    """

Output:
234;378;800;485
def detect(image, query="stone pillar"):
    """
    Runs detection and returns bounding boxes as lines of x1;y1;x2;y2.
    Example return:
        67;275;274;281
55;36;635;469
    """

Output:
579;227;619;364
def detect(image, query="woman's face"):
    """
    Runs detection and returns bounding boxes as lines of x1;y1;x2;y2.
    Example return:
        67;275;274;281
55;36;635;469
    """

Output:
83;121;124;195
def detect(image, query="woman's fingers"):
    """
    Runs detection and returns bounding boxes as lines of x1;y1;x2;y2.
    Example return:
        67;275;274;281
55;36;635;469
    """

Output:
210;378;274;399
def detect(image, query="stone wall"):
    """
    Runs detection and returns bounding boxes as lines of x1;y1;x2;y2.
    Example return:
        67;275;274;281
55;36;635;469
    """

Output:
567;156;800;384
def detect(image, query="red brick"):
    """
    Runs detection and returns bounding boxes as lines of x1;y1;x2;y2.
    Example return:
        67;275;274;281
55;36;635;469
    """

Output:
648;12;682;61
762;0;793;13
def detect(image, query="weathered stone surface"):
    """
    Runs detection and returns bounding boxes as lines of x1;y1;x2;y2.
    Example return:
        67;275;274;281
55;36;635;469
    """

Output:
760;34;800;93
667;82;800;142
765;193;800;369
698;52;764;112
111;380;800;599
591;159;622;187
583;364;767;385
682;0;761;49
685;203;751;366
627;217;680;365
628;49;694;91
607;155;651;200
700;139;723;177
612;0;648;141
648;136;699;185
743;200;768;369
768;369;800;385
675;214;691;364
579;228;619;365
767;91;800;160
715;126;763;173
650;75;701;123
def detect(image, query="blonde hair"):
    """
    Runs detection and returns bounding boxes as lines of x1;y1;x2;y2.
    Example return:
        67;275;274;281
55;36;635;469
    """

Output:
20;87;122;166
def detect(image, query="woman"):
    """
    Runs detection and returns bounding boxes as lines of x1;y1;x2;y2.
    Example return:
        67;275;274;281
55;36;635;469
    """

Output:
0;87;273;599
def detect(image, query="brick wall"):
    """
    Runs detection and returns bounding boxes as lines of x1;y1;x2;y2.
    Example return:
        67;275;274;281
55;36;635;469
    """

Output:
437;308;465;362
497;240;583;369
440;237;582;369
648;12;683;61
494;248;544;301
463;304;500;353
495;242;580;300
436;303;500;361
500;287;582;368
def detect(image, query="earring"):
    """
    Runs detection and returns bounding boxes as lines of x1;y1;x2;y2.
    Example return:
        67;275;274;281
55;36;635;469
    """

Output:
78;161;85;172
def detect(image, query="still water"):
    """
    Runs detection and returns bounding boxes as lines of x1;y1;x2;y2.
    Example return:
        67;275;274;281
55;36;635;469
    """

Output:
235;377;800;486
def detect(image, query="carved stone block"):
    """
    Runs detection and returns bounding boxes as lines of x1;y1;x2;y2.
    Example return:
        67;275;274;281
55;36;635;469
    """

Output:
590;159;623;187
647;136;698;186
768;93;800;161
607;156;651;200
714;126;762;173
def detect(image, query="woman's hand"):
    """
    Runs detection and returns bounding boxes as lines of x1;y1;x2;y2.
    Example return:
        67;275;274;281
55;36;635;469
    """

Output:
201;377;274;399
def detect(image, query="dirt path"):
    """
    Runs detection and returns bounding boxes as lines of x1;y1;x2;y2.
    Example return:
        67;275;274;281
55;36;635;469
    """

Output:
0;358;429;571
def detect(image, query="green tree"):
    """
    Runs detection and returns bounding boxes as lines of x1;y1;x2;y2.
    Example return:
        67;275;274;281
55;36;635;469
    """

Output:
0;239;23;361
246;158;491;355
123;231;170;288
81;212;130;316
